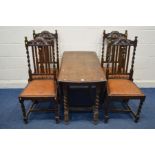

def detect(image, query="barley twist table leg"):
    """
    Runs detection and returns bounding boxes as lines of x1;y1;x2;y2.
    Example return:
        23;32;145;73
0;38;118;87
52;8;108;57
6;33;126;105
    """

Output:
63;85;69;123
93;84;100;124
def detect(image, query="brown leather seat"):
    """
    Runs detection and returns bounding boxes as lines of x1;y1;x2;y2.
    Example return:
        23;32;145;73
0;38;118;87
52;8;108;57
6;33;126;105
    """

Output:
107;79;144;97
19;80;56;98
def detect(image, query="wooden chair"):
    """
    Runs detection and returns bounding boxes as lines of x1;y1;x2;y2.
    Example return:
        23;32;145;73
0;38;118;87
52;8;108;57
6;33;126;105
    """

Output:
33;30;59;73
101;30;128;68
18;36;60;124
104;37;146;123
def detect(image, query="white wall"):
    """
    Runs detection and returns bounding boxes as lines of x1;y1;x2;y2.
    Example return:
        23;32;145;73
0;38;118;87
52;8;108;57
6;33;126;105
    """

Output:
0;26;154;88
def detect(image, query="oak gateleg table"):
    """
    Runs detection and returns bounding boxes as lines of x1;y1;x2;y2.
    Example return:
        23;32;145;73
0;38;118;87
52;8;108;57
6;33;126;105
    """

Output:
58;51;106;124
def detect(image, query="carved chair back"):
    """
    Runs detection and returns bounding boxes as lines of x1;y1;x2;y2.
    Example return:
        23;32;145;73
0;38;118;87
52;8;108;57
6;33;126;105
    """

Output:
25;36;57;81
106;37;138;81
101;30;128;67
33;30;59;70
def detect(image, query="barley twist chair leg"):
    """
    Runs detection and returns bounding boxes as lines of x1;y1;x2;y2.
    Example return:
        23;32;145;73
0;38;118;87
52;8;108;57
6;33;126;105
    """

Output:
104;96;109;123
135;98;145;123
55;101;60;124
19;98;28;124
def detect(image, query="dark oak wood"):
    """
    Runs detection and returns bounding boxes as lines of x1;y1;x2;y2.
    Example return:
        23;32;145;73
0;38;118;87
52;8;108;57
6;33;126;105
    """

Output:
106;37;136;80
25;36;57;81
18;36;60;124
101;30;128;68
58;52;106;83
104;37;146;123
33;30;60;71
58;51;106;124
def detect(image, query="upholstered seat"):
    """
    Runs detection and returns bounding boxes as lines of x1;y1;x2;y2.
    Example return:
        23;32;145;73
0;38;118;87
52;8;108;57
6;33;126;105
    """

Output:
107;79;144;97
20;80;56;98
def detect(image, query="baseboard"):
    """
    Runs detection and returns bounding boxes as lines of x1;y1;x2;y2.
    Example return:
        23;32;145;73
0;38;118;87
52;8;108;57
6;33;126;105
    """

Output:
0;80;155;88
0;80;27;88
134;80;155;88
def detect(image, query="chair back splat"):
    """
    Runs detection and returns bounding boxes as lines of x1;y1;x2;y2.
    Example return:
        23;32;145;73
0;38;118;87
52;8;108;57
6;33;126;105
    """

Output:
33;30;59;71
101;30;128;68
25;36;57;81
106;37;138;81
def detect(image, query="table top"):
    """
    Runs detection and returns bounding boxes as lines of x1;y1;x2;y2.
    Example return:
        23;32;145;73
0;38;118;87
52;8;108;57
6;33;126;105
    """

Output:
58;51;106;83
